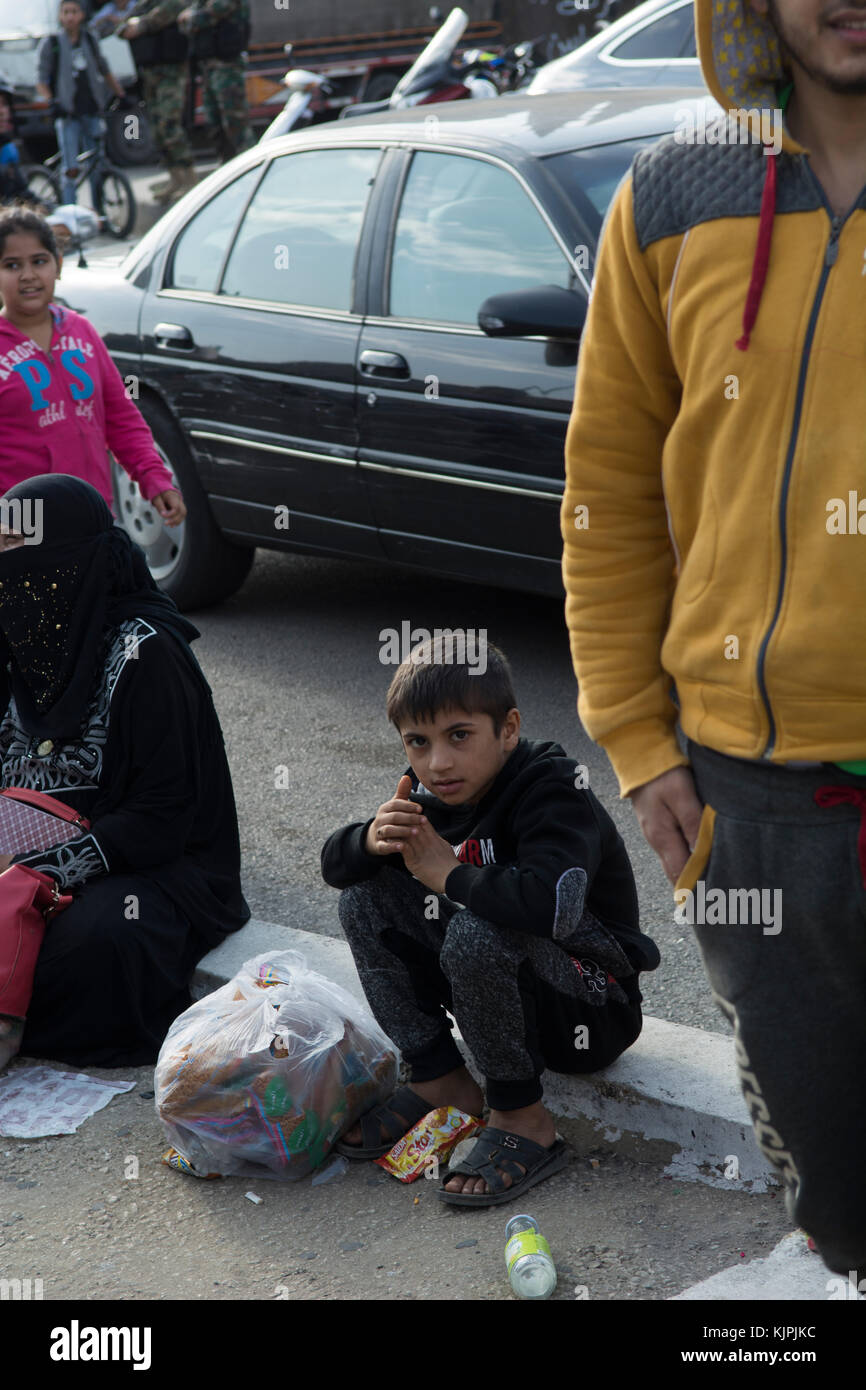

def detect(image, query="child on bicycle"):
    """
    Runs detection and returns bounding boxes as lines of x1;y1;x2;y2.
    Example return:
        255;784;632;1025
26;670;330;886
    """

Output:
0;207;185;526
0;90;26;206
36;1;125;207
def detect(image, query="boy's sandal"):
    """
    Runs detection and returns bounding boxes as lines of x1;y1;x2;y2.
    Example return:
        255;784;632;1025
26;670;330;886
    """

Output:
334;1085;433;1160
435;1127;568;1207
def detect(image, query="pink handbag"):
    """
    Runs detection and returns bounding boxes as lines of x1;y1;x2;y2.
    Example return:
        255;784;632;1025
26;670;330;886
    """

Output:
0;864;72;1019
0;789;87;1021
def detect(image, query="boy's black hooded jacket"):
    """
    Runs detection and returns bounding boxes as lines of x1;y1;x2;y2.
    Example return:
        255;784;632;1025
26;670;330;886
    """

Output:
321;738;659;975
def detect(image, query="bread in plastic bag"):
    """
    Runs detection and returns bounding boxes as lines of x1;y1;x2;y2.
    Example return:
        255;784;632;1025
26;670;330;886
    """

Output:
155;949;397;1180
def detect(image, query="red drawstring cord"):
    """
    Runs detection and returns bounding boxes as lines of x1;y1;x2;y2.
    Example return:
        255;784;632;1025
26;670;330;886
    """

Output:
735;151;777;352
814;785;866;888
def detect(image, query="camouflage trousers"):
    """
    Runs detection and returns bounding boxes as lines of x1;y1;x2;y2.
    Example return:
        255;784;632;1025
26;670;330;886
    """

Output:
140;63;193;170
198;57;254;161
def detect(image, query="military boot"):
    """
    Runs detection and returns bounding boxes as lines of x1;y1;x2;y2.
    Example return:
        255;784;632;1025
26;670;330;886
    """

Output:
153;165;197;205
165;165;199;203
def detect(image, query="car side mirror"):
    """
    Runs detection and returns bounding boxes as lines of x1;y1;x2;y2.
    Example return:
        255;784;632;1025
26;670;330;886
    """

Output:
478;284;586;341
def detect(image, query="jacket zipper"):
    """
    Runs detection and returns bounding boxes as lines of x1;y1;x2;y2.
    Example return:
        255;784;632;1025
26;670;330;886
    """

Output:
756;203;846;757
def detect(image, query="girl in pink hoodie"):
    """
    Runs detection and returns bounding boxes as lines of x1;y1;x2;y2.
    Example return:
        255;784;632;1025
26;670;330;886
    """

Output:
0;208;185;525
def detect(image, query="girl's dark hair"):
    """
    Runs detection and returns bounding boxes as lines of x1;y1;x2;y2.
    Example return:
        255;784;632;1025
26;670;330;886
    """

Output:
0;208;59;262
386;638;517;735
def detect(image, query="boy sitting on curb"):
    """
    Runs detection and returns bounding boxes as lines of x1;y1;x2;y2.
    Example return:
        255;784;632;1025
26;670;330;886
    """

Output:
320;640;660;1206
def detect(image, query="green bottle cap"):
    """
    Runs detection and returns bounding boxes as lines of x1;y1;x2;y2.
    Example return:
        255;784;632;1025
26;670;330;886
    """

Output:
834;760;866;775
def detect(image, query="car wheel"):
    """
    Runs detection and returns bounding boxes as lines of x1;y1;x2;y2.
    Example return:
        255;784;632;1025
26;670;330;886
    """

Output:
113;396;255;610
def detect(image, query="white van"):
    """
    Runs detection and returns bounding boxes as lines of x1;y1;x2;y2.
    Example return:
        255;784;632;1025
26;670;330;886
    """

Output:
0;0;137;154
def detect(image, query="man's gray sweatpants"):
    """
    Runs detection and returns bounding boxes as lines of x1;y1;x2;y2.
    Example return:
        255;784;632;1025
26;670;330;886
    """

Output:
687;740;866;1279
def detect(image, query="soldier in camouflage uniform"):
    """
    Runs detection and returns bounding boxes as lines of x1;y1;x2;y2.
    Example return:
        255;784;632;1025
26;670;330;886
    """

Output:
117;0;197;202
178;0;253;163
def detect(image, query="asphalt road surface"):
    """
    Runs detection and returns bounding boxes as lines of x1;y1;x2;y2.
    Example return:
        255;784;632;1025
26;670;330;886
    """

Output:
78;171;724;1039
190;548;725;1037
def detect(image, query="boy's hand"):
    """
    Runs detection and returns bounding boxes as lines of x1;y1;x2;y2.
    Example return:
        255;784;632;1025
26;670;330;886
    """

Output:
399;816;459;894
365;774;423;856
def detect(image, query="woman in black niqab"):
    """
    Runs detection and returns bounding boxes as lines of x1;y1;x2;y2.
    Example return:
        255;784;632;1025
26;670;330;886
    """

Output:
0;475;249;1067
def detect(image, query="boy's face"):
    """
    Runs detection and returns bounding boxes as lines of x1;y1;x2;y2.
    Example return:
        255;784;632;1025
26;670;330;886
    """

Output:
60;2;85;34
751;0;866;93
398;705;520;806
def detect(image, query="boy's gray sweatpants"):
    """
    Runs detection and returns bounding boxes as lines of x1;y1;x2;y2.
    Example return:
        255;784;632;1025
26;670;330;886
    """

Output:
686;740;866;1280
338;868;643;1111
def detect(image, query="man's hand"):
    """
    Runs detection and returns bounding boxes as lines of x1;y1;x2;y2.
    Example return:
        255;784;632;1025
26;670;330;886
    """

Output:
365;774;423;856
118;16;142;37
150;488;187;527
0;854;14;874
177;7;195;31
629;765;704;886
398;815;459;895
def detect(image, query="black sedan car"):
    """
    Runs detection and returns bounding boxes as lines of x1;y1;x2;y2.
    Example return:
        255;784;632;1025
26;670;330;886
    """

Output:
57;90;710;609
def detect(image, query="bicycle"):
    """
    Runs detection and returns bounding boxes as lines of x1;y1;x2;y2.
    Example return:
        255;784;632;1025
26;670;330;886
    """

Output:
21;127;136;240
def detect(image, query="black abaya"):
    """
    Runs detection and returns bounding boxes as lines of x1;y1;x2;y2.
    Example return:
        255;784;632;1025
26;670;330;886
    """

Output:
0;476;249;1066
10;621;250;1065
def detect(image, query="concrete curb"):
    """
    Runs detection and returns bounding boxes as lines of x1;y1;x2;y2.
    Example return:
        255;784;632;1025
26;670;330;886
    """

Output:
672;1231;856;1300
194;918;775;1192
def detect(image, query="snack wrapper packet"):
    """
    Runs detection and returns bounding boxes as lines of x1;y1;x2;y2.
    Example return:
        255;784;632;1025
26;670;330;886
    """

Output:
161;1147;221;1179
375;1105;484;1182
155;950;397;1180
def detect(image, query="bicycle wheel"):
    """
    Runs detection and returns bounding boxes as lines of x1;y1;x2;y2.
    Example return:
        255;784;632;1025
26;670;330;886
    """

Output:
19;165;61;214
94;164;136;238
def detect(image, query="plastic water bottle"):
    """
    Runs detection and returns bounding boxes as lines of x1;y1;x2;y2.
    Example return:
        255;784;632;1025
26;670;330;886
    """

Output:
504;1214;557;1299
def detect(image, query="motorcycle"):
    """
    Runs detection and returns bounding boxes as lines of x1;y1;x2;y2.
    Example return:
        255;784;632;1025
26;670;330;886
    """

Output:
340;8;497;118
259;8;549;140
45;204;105;268
259;51;337;143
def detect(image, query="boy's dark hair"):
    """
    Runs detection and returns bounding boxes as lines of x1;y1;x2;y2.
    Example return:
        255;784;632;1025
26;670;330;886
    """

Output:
0;209;59;262
386;638;517;735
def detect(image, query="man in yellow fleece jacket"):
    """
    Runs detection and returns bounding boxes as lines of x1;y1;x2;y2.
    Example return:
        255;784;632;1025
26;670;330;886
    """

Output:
562;0;866;1283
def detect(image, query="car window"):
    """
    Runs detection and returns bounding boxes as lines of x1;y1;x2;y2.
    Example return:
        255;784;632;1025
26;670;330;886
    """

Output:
220;148;380;310
166;166;260;294
609;5;694;59
680;16;698;57
389;152;570;326
543;139;656;239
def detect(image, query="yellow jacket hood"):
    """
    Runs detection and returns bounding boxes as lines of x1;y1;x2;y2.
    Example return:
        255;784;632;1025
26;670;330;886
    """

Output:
695;0;804;153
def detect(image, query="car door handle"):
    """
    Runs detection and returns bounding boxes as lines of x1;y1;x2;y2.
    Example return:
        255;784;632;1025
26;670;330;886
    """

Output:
358;349;410;378
154;322;194;350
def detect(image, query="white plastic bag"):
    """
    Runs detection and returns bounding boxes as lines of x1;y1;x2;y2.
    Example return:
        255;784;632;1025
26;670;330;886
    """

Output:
155;950;396;1180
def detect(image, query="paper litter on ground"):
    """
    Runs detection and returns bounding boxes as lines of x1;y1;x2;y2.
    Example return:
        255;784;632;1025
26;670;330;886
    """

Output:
0;1066;135;1137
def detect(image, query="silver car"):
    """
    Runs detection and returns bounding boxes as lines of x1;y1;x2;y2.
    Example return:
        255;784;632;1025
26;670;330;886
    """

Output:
528;0;703;94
